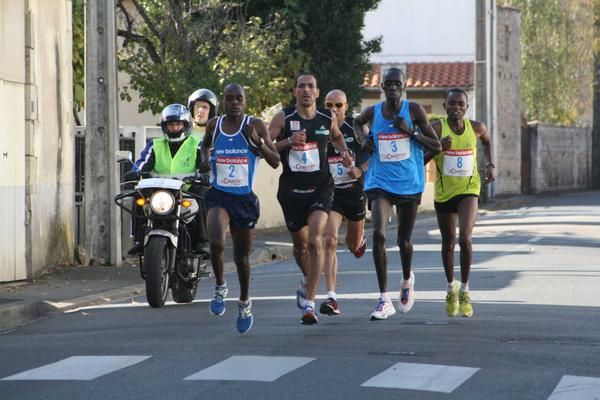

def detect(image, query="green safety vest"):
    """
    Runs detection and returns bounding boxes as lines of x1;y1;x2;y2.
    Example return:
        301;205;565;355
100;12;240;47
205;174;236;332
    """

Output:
152;135;200;175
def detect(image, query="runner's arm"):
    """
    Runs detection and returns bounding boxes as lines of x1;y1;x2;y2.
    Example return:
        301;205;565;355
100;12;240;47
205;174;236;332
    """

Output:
473;120;495;182
423;120;442;164
410;102;442;154
252;118;280;169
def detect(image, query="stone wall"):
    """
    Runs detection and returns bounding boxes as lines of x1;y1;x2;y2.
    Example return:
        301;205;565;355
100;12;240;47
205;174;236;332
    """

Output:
526;123;592;193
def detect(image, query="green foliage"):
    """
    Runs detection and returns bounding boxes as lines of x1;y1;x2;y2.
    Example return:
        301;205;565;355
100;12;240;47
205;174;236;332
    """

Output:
245;0;381;110
116;0;380;116
498;0;594;125
72;0;85;125
117;0;304;116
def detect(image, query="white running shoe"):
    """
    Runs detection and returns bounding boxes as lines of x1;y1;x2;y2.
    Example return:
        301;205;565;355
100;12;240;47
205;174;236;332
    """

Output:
397;271;415;313
370;297;396;320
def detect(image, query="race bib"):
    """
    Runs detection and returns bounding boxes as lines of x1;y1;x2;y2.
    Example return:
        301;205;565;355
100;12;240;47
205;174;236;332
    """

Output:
378;133;410;162
289;142;320;172
328;156;356;185
443;149;474;177
216;156;249;187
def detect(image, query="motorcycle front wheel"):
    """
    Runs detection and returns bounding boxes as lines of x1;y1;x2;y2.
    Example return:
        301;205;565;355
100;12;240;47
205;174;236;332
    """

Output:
144;236;170;308
171;276;198;304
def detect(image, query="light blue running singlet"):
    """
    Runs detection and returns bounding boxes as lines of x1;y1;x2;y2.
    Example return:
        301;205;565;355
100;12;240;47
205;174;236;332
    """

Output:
364;101;425;195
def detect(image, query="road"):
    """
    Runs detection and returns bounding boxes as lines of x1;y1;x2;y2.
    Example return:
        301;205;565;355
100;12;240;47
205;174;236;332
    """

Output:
1;191;599;400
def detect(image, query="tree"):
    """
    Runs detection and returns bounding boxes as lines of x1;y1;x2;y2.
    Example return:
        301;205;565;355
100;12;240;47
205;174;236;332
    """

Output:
116;0;380;115
245;0;382;110
498;0;594;125
72;0;85;126
117;0;305;115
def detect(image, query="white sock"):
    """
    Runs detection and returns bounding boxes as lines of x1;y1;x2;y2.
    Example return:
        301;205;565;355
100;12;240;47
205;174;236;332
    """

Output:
300;277;307;287
447;280;456;291
461;282;469;292
380;292;390;301
305;300;315;309
327;291;337;300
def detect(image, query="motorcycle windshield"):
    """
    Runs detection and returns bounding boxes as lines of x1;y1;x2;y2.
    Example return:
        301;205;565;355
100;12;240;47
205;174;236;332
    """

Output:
135;178;183;190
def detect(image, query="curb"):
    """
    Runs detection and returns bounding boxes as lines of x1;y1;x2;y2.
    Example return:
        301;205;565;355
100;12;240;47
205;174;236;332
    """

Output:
0;245;294;333
0;284;144;332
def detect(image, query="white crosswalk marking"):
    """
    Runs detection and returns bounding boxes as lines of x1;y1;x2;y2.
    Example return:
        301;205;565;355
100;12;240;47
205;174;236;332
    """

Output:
1;356;151;381
184;355;315;382
547;375;600;400
361;361;480;393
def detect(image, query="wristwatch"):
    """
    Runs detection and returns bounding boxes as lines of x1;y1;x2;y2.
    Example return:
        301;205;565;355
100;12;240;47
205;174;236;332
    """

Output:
412;129;420;138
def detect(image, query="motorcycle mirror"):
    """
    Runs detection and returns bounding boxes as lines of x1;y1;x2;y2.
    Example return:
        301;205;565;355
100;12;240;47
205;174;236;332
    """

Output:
115;150;133;163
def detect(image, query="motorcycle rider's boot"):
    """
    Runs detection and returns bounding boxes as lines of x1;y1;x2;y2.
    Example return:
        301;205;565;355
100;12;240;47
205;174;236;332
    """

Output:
127;241;144;255
193;241;210;260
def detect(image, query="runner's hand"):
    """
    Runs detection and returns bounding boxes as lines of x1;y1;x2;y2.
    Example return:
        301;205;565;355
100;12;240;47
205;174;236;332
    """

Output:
393;116;412;134
441;136;452;151
290;129;306;145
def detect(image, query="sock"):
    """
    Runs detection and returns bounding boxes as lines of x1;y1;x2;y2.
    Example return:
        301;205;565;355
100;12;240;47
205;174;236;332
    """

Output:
461;281;469;292
300;277;307;287
305;300;315;309
327;291;336;300
216;282;227;290
381;292;390;301
447;280;456;291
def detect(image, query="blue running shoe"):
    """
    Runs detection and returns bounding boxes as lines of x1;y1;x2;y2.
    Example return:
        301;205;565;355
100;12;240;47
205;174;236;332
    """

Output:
236;300;254;334
209;285;228;316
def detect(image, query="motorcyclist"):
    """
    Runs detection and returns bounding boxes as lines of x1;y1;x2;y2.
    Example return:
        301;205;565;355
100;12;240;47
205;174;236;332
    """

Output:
124;103;209;257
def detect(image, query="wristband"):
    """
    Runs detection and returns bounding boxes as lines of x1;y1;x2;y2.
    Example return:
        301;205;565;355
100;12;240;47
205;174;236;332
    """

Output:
288;137;292;146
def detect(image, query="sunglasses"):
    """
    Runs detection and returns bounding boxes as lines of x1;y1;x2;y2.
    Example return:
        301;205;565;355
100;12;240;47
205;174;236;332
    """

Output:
325;102;345;108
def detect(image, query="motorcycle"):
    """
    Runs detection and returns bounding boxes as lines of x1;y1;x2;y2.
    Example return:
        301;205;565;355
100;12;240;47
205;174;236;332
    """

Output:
114;151;209;307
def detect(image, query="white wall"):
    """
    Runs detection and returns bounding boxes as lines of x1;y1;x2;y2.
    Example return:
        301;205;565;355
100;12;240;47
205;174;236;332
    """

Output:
363;0;476;63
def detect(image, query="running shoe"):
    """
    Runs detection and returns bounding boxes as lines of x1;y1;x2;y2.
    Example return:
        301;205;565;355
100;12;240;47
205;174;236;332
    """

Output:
370;297;396;320
352;236;367;258
446;281;461;317
236;300;254;334
397;271;415;313
459;291;473;318
296;280;307;309
301;304;318;325
209;285;228;316
319;297;340;315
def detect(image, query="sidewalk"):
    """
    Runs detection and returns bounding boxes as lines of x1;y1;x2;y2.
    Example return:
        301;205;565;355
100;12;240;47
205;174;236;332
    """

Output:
0;194;530;332
0;226;294;332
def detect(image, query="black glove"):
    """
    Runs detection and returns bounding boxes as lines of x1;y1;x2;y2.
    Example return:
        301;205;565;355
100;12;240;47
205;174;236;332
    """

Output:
123;170;141;181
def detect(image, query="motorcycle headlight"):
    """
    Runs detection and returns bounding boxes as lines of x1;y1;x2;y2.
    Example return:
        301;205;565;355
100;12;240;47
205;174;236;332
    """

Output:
149;190;175;215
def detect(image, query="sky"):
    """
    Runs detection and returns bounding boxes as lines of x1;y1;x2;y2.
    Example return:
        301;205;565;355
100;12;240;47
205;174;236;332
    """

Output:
362;0;476;63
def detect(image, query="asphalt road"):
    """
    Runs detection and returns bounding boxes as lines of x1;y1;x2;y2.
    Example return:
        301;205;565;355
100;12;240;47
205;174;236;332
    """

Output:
1;191;599;400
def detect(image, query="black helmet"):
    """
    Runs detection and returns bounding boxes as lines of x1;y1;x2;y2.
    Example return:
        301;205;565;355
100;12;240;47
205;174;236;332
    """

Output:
187;88;219;124
160;104;192;143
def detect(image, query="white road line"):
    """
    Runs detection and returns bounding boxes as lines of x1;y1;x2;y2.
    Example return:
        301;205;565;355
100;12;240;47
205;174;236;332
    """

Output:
547;375;600;400
184;355;315;382
1;356;151;381
361;361;479;393
264;241;293;247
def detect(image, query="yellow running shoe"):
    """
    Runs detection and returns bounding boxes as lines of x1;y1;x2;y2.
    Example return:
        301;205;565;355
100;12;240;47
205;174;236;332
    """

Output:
459;291;473;318
445;281;461;317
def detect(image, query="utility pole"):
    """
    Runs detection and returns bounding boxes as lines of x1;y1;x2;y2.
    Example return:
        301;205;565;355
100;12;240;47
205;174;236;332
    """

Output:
475;0;497;200
85;0;121;264
593;2;600;188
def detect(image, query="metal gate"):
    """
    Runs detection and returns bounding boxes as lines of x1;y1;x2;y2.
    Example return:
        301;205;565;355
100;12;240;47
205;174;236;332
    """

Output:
74;127;136;252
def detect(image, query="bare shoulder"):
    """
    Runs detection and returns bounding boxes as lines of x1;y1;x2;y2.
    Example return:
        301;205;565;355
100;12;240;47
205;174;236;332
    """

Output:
469;119;487;133
430;119;442;134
